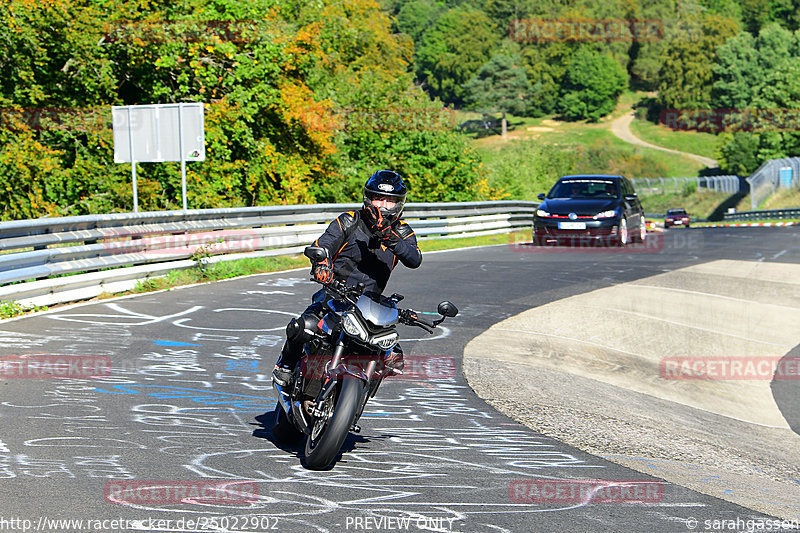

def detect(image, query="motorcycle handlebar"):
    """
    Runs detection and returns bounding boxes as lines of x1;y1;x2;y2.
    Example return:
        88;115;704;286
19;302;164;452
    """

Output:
312;277;446;333
399;309;437;333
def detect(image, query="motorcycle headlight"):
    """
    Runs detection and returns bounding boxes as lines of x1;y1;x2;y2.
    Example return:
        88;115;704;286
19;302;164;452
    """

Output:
595;210;617;219
536;209;551;217
342;313;368;341
372;332;399;351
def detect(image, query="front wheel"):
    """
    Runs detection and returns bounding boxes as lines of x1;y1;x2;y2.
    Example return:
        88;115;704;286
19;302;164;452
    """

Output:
617;217;629;247
304;377;363;470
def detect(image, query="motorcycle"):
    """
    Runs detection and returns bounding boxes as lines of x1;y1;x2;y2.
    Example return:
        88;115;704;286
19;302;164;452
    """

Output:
271;246;458;470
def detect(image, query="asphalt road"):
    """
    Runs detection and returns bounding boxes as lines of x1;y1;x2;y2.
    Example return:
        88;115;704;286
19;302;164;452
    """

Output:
0;227;799;533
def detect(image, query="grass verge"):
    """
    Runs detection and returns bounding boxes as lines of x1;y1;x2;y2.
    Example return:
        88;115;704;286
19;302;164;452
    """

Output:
628;116;718;160
0;300;48;319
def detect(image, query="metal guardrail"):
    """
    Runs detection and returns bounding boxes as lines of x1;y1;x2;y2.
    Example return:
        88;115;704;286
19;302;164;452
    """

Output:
0;201;536;307
723;208;800;222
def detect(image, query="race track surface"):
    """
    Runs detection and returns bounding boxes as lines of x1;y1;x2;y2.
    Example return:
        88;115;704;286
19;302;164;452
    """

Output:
1;227;799;533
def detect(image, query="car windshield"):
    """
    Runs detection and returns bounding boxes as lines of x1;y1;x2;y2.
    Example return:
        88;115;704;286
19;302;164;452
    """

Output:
667;209;687;215
549;179;619;199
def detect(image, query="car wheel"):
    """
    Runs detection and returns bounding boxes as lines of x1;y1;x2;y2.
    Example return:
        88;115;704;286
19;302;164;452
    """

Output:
617;217;628;247
639;219;647;243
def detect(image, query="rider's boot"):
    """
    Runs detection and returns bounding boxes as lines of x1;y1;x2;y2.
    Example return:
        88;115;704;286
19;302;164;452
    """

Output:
272;343;300;388
272;312;321;387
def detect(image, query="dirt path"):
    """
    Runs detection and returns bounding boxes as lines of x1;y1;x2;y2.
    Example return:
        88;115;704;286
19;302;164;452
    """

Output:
610;111;718;168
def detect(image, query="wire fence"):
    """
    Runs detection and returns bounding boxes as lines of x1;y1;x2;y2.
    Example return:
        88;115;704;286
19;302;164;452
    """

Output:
631;176;741;195
745;157;800;210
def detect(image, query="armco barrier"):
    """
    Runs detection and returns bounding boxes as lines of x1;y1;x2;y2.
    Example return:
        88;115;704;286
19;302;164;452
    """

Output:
723;207;800;222
0;201;536;307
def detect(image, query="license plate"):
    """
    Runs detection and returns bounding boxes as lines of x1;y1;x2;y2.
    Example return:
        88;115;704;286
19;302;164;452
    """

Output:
558;221;586;230
674;220;683;224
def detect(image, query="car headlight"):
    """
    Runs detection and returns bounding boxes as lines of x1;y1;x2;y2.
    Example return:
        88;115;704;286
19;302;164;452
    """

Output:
595;210;617;219
536;209;551;217
372;332;398;351
342;313;368;342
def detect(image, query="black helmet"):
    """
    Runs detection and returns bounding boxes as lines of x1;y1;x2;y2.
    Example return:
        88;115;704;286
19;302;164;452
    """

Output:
363;170;407;222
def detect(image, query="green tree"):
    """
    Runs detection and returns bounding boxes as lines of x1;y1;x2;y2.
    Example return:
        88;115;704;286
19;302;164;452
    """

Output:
395;0;445;43
715;132;763;174
558;48;627;121
519;43;570;116
740;0;800;33
416;7;500;106
713;38;800;174
657;13;739;110
464;53;531;136
711;31;760;108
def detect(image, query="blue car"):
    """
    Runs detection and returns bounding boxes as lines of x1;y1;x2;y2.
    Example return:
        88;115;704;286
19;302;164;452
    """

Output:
532;175;646;247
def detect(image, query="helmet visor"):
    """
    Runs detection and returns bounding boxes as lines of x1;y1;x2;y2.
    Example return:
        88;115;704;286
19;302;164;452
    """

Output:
364;190;405;220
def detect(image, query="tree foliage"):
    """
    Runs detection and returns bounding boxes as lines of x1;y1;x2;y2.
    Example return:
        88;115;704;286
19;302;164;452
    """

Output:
711;26;800;173
558;49;627;122
657;13;739;109
464;53;531;116
0;0;494;220
416;7;500;106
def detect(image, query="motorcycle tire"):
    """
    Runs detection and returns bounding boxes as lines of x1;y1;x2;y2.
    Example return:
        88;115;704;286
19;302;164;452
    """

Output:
303;377;363;470
272;404;304;444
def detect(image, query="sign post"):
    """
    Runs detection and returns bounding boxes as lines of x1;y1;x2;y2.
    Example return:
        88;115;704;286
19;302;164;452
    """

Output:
112;103;205;212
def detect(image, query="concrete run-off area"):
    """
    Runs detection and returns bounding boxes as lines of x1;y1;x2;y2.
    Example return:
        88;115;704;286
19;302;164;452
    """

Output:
464;259;800;520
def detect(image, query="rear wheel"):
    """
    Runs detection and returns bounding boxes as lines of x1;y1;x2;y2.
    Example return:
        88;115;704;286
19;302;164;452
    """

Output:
304;378;363;470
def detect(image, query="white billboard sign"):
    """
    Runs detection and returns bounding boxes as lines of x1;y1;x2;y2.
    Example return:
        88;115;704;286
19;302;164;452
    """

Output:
112;103;205;211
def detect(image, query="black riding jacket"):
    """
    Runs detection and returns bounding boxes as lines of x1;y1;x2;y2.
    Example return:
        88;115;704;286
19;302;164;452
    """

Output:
314;209;422;294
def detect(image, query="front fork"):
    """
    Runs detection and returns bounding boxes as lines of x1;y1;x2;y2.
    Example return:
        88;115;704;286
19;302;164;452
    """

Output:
313;334;379;425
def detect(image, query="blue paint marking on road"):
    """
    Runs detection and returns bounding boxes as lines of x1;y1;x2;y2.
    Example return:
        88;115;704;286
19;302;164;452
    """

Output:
153;340;203;347
226;360;259;372
94;384;273;412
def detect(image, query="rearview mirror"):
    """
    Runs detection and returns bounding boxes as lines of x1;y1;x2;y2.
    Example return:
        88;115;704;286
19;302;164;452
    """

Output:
304;246;328;262
437;301;458;317
537;193;546;201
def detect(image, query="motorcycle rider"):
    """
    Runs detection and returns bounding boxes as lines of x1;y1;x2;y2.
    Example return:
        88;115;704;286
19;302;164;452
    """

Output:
272;169;422;387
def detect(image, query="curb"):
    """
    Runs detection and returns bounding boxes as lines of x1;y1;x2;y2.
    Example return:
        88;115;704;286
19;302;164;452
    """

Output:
696;221;799;228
